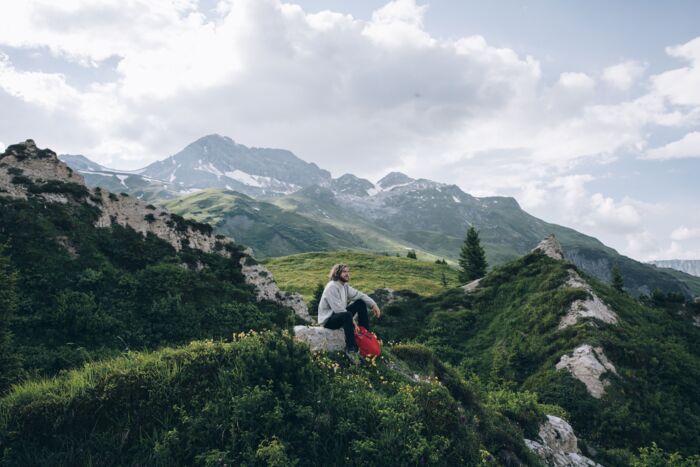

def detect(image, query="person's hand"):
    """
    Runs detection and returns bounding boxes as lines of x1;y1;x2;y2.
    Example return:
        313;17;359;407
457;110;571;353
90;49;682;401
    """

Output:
371;304;381;319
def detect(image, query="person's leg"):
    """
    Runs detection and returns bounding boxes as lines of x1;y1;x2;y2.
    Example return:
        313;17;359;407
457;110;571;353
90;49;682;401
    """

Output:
346;300;370;330
323;312;357;351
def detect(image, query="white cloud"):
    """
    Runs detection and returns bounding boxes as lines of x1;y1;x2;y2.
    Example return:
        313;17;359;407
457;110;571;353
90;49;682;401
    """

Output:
557;71;595;91
652;36;700;107
671;226;700;241
602;60;645;91
645;131;700;159
589;193;641;233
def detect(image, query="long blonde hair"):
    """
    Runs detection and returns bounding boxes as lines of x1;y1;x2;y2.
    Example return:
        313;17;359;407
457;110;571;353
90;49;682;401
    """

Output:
329;263;348;281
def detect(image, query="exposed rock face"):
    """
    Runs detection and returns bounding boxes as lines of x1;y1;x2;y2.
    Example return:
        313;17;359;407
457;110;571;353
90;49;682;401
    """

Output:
462;278;482;293
240;259;312;322
556;345;617;399
1;140;232;256
293;325;345;351
94;190;227;254
559;270;619;329
525;415;602;467
533;234;565;260
0;140;83;200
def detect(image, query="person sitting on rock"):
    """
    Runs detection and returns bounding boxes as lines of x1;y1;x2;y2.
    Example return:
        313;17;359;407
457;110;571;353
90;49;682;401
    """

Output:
318;263;381;363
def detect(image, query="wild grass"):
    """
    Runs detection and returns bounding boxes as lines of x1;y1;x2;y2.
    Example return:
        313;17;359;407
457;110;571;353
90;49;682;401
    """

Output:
262;250;461;301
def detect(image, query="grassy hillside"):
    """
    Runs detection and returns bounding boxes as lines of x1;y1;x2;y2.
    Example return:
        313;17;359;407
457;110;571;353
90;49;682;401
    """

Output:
0;332;545;466
371;251;700;464
163;189;372;257
262;251;460;302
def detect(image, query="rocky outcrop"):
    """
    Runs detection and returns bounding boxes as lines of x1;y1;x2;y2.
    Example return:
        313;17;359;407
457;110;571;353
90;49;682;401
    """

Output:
240;258;312;322
0;140;84;201
533;234;565;261
1;140;232;256
556;345;617;399
293;325;345;351
559;270;618;329
525;415;602;467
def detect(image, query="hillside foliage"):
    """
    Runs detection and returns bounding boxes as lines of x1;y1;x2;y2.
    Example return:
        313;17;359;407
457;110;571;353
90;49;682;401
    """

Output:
0;196;291;385
371;251;700;463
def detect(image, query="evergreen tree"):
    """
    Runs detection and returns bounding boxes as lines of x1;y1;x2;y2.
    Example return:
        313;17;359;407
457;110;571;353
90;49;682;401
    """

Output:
611;264;624;292
308;282;325;316
0;244;20;393
406;250;417;259
458;226;487;283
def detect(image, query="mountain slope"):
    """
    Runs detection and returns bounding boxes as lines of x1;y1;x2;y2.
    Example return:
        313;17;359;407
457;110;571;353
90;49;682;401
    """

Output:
162;189;368;257
371;237;700;464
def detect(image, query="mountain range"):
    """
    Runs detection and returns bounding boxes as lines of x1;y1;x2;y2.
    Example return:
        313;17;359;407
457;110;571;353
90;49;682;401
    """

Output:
649;259;700;277
61;134;700;298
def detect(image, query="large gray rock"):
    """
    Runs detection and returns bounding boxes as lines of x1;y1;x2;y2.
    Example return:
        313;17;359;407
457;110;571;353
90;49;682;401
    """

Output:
240;260;312;322
294;326;345;351
533;234;565;261
556;345;617;399
525;415;602;467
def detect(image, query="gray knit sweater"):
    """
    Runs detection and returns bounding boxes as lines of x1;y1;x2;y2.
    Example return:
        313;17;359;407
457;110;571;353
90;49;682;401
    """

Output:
317;280;377;325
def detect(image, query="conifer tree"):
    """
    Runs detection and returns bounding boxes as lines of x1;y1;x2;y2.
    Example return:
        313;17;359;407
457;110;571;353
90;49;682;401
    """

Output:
611;264;625;292
407;250;417;259
458;226;487;283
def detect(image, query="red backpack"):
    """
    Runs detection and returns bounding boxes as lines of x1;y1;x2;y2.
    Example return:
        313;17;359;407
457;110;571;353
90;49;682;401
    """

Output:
354;326;381;358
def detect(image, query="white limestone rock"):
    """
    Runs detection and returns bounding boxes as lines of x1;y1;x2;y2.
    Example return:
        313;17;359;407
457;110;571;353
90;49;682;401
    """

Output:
525;415;603;467
556;345;617;399
533;234;565;261
240;259;312;322
559;270;619;330
293;325;345;352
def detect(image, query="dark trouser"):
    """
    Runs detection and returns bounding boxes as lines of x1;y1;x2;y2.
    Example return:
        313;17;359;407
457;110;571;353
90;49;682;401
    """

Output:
323;300;370;351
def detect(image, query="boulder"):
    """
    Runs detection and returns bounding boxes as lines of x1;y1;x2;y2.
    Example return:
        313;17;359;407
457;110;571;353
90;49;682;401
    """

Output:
294;326;345;352
525;415;602;467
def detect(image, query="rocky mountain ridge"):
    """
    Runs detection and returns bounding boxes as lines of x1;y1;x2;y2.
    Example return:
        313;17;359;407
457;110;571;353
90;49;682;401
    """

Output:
649;259;700;277
2;140;309;321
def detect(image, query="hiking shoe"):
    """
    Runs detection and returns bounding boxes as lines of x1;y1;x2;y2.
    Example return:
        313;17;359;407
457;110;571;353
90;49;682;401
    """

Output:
344;349;361;366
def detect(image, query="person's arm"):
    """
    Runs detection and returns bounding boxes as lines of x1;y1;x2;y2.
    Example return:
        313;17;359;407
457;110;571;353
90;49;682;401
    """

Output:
347;285;381;318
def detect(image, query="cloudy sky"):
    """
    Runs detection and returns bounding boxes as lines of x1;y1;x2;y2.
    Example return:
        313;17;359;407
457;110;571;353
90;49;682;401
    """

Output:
1;0;699;261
